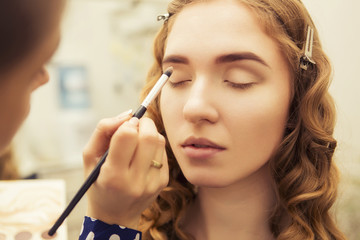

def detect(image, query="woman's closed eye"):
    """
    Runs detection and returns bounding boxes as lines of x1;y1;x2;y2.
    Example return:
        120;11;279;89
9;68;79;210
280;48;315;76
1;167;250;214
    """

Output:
223;68;263;90
168;79;192;88
224;80;255;90
166;70;193;88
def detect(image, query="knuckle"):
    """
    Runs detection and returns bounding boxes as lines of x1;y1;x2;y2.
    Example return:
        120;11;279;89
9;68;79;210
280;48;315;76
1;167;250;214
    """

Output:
82;148;98;168
82;148;92;162
120;126;138;138
96;118;111;131
140;117;154;125
82;152;92;166
139;132;159;144
113;126;138;142
158;134;166;147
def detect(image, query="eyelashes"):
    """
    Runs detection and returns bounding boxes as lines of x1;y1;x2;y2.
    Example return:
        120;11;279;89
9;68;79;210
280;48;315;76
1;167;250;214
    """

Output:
223;80;255;90
168;79;255;90
168;80;191;88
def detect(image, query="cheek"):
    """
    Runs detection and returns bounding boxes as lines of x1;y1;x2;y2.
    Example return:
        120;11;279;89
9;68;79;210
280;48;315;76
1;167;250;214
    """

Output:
228;88;290;165
159;87;185;146
160;88;178;131
0;85;32;151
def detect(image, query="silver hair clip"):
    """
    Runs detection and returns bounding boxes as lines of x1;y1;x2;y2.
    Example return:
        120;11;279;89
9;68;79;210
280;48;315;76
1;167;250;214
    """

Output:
157;13;170;22
300;26;316;70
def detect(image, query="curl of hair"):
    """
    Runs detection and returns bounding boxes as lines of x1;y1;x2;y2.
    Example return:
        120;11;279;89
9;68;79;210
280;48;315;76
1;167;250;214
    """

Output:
139;1;346;239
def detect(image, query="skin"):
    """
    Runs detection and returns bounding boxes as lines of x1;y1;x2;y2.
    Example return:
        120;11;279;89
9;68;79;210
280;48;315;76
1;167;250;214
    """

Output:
85;0;292;239
0;1;64;154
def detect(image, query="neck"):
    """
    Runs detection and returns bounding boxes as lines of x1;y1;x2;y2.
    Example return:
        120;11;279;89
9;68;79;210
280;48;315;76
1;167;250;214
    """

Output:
184;164;276;240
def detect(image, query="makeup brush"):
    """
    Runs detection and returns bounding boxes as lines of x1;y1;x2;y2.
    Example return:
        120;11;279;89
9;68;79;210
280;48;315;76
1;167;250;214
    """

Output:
48;67;173;236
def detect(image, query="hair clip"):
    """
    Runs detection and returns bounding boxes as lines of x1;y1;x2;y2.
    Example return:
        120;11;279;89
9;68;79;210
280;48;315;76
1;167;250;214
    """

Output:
300;26;316;70
157;13;170;22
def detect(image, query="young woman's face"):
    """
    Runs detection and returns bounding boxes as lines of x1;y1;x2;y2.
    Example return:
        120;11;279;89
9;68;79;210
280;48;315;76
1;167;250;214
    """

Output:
0;2;63;153
160;0;292;188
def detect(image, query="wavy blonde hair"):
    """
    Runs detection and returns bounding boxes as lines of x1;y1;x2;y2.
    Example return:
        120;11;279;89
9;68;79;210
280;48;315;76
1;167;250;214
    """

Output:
139;0;346;239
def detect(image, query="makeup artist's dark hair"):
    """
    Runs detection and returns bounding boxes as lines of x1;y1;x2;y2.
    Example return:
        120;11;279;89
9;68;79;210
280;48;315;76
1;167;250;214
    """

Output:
139;0;346;239
0;1;59;76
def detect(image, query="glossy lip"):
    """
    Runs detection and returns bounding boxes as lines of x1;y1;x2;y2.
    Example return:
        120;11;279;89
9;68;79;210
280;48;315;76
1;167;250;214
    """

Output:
181;137;226;159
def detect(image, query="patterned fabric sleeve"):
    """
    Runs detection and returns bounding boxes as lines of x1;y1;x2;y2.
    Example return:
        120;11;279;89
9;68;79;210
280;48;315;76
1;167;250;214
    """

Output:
79;216;142;240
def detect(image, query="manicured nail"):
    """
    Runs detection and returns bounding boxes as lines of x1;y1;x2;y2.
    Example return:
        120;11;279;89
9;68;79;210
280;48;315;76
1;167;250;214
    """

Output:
128;117;139;126
116;109;133;119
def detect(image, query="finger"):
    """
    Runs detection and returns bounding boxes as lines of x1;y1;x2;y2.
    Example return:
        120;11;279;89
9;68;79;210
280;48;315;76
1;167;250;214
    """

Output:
146;136;168;193
83;110;132;169
148;156;169;197
105;117;140;171
158;149;170;188
147;134;166;174
130;117;161;175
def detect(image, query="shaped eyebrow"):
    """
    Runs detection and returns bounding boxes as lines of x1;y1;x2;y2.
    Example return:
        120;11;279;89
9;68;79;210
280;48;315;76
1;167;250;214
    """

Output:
162;52;270;68
162;55;189;65
215;52;270;68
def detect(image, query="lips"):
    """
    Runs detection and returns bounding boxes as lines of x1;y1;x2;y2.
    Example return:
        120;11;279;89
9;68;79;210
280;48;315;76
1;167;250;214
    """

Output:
182;137;224;149
181;137;225;159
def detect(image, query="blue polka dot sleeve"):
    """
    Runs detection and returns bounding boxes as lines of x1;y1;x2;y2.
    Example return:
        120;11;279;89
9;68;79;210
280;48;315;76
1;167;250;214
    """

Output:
79;216;142;240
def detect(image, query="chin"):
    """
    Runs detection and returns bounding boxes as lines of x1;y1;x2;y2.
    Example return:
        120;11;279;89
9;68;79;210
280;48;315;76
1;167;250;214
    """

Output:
183;170;234;188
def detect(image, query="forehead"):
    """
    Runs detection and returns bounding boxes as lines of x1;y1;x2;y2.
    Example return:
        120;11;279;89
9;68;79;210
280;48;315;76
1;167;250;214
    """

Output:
164;0;280;64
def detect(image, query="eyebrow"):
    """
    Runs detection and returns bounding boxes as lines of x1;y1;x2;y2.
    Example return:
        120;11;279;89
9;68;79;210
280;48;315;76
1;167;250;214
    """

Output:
162;55;189;65
215;52;270;68
162;52;270;68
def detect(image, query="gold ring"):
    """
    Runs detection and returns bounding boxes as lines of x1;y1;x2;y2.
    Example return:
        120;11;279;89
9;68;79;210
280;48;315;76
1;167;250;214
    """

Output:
150;160;163;169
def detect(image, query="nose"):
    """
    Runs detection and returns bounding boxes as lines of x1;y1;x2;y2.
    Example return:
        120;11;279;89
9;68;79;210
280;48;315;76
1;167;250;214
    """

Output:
183;79;219;124
31;66;50;91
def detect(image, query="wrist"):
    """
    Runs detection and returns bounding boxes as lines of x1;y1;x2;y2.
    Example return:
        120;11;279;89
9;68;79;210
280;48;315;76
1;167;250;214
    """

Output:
86;206;141;230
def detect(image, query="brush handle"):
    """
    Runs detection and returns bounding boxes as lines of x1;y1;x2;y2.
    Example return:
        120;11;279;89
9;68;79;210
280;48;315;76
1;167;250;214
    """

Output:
48;106;146;236
48;150;108;236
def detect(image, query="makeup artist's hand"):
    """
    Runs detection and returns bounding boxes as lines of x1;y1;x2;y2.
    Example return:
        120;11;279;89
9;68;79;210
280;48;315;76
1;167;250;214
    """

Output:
82;111;169;229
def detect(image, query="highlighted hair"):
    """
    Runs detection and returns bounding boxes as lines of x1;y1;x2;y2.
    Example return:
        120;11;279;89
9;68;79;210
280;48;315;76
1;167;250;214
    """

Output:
139;1;346;239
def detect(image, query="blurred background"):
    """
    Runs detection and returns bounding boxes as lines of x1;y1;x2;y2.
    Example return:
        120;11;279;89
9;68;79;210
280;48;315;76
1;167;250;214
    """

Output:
6;0;360;239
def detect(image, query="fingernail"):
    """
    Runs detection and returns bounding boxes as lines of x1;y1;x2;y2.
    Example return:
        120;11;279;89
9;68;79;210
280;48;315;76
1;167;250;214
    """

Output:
128;117;139;126
116;109;133;119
